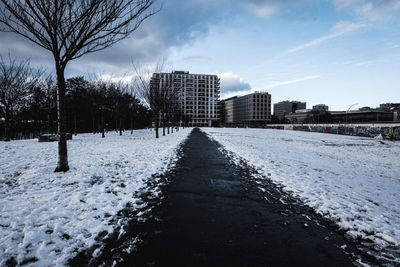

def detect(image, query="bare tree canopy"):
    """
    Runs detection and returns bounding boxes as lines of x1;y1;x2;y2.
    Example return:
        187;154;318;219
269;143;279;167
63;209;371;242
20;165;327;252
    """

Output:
132;60;183;138
0;0;159;172
0;0;159;69
0;54;41;141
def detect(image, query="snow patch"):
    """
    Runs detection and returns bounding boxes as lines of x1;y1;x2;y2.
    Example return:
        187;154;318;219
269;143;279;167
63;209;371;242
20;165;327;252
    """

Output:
203;127;400;265
0;129;192;266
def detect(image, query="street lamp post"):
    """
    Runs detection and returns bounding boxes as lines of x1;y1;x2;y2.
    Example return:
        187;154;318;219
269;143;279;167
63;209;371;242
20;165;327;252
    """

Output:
346;103;358;123
346;103;358;135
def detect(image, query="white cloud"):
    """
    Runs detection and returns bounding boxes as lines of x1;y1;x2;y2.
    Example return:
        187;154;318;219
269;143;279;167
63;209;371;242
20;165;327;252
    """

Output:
264;75;321;89
220;74;320;99
182;55;212;62
98;74;133;84
245;2;278;18
333;60;374;67
333;0;400;21
353;60;374;67
221;89;253;100
219;72;251;94
284;21;369;54
333;0;363;10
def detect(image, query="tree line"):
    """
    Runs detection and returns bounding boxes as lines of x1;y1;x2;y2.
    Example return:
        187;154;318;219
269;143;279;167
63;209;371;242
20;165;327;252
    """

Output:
0;53;191;142
0;57;154;141
0;0;159;172
0;0;190;173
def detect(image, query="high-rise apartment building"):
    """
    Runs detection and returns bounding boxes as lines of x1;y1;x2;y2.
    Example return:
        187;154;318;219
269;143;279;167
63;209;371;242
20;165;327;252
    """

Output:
273;101;306;121
150;71;220;127
222;92;271;125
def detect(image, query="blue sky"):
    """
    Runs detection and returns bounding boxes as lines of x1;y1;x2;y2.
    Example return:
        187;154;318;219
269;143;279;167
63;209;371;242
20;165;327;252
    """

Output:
166;0;400;111
1;0;399;111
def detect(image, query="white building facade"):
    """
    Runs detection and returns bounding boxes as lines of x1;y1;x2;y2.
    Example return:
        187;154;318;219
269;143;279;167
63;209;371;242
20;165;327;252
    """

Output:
151;71;220;127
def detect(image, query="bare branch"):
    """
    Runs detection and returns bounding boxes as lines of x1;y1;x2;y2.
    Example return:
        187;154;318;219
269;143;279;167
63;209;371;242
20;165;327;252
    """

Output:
0;0;158;169
0;0;160;66
0;53;42;140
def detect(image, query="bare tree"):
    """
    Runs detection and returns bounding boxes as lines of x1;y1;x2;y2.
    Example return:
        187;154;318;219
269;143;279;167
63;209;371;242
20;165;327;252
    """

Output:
160;79;169;136
28;73;57;135
169;93;182;132
0;0;158;171
160;78;179;135
92;79;111;138
132;62;166;139
109;80;129;136
42;75;57;134
0;54;40;141
128;86;139;134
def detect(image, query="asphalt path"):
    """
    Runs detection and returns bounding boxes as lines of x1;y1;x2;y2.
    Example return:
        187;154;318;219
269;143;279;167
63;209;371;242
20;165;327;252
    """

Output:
71;128;361;266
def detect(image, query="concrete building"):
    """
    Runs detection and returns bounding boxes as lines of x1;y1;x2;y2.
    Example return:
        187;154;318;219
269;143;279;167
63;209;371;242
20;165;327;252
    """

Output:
273;101;306;121
150;71;220;127
379;103;400;121
222;92;271;126
283;102;399;124
285;109;314;124
379;103;400;111
285;108;395;124
285;105;330;124
330;110;394;123
312;104;329;112
223;96;237;124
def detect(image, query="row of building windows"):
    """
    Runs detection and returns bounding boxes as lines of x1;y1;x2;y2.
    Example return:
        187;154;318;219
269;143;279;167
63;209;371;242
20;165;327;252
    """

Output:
151;72;220;126
222;93;271;124
155;74;218;80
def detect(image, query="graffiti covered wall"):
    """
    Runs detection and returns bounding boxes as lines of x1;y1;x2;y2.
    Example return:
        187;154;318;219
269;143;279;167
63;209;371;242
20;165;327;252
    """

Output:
266;124;400;140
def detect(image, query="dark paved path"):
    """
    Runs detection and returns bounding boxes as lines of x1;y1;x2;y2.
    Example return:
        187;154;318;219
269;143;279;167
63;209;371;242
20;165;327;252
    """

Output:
71;128;360;266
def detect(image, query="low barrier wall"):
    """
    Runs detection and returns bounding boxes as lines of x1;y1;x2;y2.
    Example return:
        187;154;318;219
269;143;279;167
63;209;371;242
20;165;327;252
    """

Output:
266;124;400;140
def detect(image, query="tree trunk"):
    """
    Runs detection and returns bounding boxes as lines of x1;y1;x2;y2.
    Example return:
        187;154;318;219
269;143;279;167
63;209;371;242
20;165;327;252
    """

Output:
47;98;52;134
162;113;165;136
130;117;133;134
54;65;69;172
167;114;171;134
155;116;159;138
171;124;174;133
119;118;122;136
101;108;105;138
92;117;96;134
10;106;14;140
4;106;10;141
47;111;51;134
74;112;77;136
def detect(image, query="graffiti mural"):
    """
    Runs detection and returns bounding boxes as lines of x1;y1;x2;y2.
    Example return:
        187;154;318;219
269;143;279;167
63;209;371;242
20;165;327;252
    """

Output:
382;128;391;139
368;127;381;137
266;124;400;140
284;125;293;130
356;127;368;136
331;126;338;134
393;127;400;140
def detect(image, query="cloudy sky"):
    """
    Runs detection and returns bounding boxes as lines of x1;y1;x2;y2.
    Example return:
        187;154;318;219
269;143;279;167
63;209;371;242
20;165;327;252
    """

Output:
1;0;399;111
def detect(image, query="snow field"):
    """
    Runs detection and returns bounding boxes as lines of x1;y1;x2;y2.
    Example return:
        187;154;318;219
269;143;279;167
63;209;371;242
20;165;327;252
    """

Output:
0;128;191;266
203;128;400;265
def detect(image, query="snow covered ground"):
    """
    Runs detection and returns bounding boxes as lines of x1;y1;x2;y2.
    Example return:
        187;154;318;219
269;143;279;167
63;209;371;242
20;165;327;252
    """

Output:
204;128;400;265
0;128;191;266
